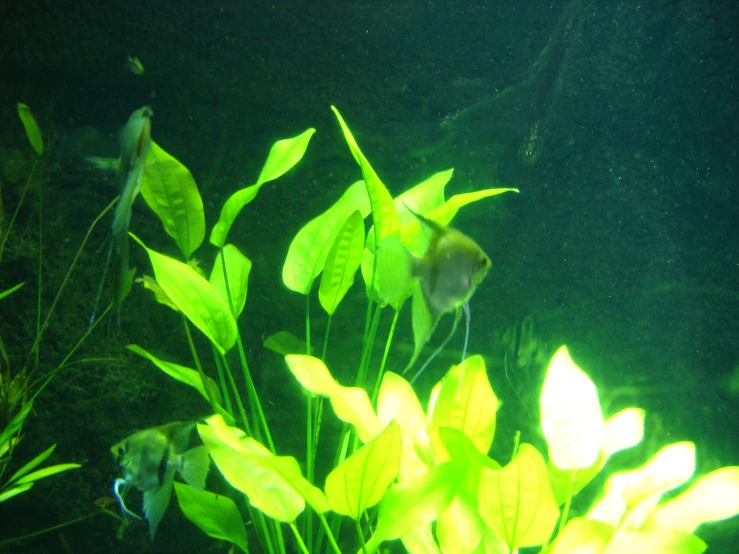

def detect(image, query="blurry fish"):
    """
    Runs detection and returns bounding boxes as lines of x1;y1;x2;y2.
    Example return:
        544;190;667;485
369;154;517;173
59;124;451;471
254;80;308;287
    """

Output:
111;421;209;540
126;56;145;75
377;209;491;384
89;106;152;328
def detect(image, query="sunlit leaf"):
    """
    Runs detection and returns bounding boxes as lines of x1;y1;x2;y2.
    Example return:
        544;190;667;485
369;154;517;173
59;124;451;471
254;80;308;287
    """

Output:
325;421;401;519
540;345;604;470
331;106;400;242
645;466;739;534
210;244;252;318
604;408;645;458
210;128;315;248
428;356;498;461
131;234;237;354
439;427;501;498
17;103;43;155
436;491;484;554
318;210;365;315
285;355;381;443
283;180;371;295
478;444;559;550
141;142;205;259
174;482;248;553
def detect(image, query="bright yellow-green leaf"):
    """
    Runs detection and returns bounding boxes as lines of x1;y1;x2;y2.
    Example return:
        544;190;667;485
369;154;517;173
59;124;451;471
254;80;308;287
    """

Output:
17;103;43;155
318;210;365;315
331;106;400;242
439;427;501;498
541;345;604;470
645;466;739;533
283;180;371;295
140;142;205;259
548;451;607;507
399;526;443;554
325;420;401;519
425;188;518;227
548;517;707;554
428;356;498;461
127;344;221;406
210;128;315;248
14;463;81;485
588;442;696;527
366;461;463;550
174;482;248;553
263;331;310;356
394;169;453;217
604;408;645;458
478;443;560;550
198;415;329;520
138;274;179;311
436;491;484;554
210;244;252;318
0;483;33;503
285;355;381;443
0;282;24;302
377;372;429;479
131;234;237;354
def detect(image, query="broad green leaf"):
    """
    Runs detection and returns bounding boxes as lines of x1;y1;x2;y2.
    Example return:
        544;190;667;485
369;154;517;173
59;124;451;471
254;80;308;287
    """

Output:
438;427;501;497
198;415;329;519
14;463;81;485
436;492;484;554
283;180;371;295
263;331;310;356
127;344;221;406
645;466;739;533
318;210;365;315
331;106;399;242
603;408;645;458
394;169;453;217
285;355;381;443
425;188;518;227
540;345;604;470
8;444;56;485
210;128;315;248
428;356;498;461
131;234;237;354
0;282;24;302
210;244;252;318
140;142;205;259
548;450;607;506
478;443;560;550
174;482;248;553
325;420;401;519
366;461;463;550
0;483;33;503
17;103;43;155
378;372;428;480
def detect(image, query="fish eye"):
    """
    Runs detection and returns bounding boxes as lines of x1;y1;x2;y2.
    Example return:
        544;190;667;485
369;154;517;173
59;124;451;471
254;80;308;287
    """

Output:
116;446;125;462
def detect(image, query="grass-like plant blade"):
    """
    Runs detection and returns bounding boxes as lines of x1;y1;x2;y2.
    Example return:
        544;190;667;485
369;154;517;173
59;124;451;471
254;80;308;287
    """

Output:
331;106;399;242
210;128;315;248
283;180;370;295
140;141;205;259
325;420;401;519
0;282;24;302
0;483;33;503
285;355;381;443
131;234;237;354
210;244;252;318
174;482;248;553
318;210;365;316
7;444;57;484
478;443;559;551
127;344;221;406
0;403;32;454
17;103;43;156
366;461;463;550
428;355;499;460
13;463;81;486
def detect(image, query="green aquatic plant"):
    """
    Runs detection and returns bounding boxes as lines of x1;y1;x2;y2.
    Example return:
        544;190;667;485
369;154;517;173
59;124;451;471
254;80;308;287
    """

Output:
117;107;739;554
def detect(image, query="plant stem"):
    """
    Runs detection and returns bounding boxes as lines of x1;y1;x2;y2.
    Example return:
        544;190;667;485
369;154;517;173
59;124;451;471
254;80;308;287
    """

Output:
0;160;37;265
371;307;400;404
181;315;218;412
356;518;368;554
290;522;310;554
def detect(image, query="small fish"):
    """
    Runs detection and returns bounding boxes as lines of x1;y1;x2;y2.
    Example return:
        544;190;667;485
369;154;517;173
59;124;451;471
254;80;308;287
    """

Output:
126;56;145;75
376;209;491;384
111;422;209;540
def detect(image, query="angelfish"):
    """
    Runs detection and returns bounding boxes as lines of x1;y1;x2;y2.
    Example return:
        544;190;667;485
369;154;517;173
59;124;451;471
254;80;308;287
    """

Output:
111;422;210;540
90;106;152;327
376;209;492;384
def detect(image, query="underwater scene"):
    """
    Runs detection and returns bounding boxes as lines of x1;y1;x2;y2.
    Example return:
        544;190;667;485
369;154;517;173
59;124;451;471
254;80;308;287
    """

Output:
0;0;737;552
